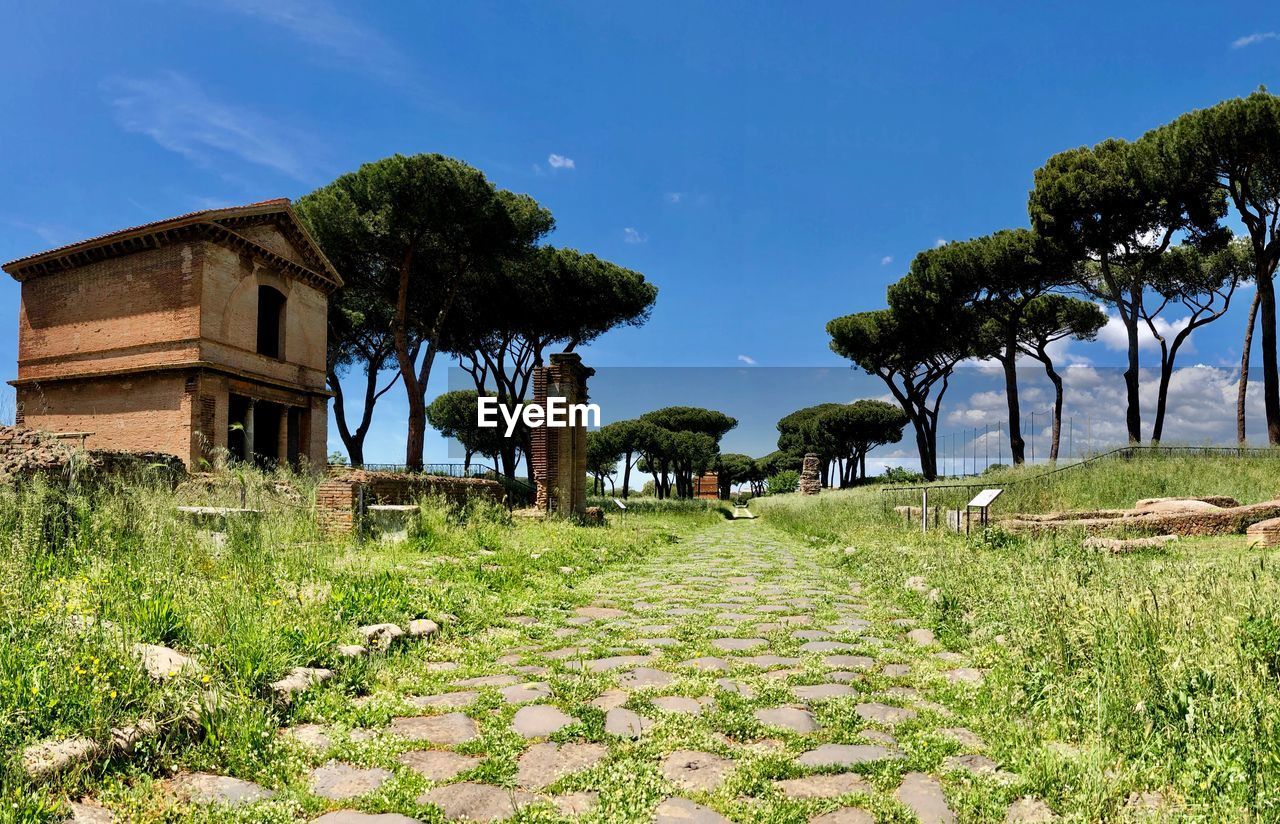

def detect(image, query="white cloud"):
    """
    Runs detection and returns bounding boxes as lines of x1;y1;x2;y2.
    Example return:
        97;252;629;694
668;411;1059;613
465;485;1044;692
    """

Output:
1232;32;1278;49
1096;309;1192;353
214;0;411;83
547;153;576;170
737;354;757;366
665;192;684;203
934;238;947;247
623;227;647;244
880;255;893;266
103;71;325;182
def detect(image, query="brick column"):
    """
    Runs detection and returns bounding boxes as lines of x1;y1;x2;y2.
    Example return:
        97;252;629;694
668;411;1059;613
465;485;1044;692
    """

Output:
530;353;594;516
800;452;822;495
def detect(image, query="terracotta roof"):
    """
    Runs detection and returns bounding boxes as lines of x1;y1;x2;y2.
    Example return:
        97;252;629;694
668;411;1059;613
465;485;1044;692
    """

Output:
2;198;342;290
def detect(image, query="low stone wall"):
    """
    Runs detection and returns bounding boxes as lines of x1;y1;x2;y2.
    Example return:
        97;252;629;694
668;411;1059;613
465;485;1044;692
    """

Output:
1004;499;1280;537
0;425;185;485
316;469;506;532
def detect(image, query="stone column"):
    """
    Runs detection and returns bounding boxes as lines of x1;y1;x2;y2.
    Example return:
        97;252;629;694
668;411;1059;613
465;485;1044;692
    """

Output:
244;400;256;462
530;353;595;516
800;452;822;495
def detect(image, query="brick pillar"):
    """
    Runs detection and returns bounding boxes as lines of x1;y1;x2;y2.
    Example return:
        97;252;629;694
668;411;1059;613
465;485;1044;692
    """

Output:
800;452;822;495
530;353;595;516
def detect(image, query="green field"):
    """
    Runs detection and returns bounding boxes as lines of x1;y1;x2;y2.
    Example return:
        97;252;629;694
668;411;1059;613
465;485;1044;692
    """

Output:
6;454;1280;822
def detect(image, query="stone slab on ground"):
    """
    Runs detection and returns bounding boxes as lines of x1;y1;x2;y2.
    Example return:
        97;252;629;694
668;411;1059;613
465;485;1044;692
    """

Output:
653;798;731;824
312;813;423;824
167;772;276;806
896;772;956;824
797;743;902;767
512;705;575;738
388;712;480;745
660;750;735;792
418;782;537;821
398;750;482;781
773;772;873;798
308;763;393;800
515;741;608;790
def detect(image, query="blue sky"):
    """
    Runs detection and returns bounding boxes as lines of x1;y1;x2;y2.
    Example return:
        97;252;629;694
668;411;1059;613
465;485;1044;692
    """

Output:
2;2;1278;463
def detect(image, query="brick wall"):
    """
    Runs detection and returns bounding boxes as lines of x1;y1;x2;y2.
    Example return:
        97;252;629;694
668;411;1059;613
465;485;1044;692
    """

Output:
316;469;507;533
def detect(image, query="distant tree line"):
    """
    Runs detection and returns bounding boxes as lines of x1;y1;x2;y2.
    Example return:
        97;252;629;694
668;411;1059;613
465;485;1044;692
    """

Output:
828;89;1280;480
295;153;658;472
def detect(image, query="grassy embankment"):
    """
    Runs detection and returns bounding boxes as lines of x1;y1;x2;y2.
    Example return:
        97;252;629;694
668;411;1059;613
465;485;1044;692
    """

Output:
755;452;1280;820
0;471;723;822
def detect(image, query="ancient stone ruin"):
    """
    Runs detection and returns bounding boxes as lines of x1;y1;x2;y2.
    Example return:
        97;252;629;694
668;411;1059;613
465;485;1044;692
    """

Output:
529;353;593;516
1004;496;1280;538
2;199;338;470
0;424;185;485
799;452;822;495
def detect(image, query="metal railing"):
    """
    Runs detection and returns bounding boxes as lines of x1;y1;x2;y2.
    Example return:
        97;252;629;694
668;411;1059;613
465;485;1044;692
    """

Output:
877;444;1280;529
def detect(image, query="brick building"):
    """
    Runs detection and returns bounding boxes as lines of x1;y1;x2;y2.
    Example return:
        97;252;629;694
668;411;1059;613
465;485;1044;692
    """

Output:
2;199;341;469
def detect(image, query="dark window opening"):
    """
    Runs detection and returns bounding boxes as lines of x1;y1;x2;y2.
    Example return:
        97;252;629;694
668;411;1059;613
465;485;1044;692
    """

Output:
256;285;286;359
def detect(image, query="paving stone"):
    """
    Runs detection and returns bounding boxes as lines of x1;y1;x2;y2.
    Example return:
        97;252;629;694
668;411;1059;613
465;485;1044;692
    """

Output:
282;723;333;750
513;664;550;676
739;654;801;668
943;753;1000;774
168;772;276;806
619;667;676;689
586;654;654;672
896;772;955;824
358;623;405;647
773;772;873;798
132;643;202;680
309;763;392;800
660;750;735;791
605;707;652;738
65;802;116;823
312;813;423;824
797;743;902;766
544;647;587;660
711;637;767;651
389;713;480;745
637;637;680;647
407;691;478;709
792;629;831;640
576;606;628;619
855;702;917;725
500;682;553;703
515;741;608;789
754;706;819;733
860;729;899;746
793;683;857;700
512;705;575;737
715;678;755;697
1005;797;1057;822
552;791;600;814
827;619;871;633
653;695;706;715
408;618;439;638
337;644;367;658
822;655;876;670
809;809;875;824
882;663;912;677
591;688;629;710
23;737;101;780
938;727;986;749
679;656;731;672
826;671;864;683
800;641;856;653
398;750;482;781
946;667;985;685
418;782;537;821
904;628;936;647
454;674;520;687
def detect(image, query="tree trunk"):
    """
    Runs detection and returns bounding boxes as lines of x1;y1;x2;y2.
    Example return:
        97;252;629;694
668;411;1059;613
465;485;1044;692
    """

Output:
1259;275;1280;444
1123;297;1142;444
329;369;363;467
1240;289;1262;444
1000;342;1025;464
1041;352;1064;461
621;451;633;498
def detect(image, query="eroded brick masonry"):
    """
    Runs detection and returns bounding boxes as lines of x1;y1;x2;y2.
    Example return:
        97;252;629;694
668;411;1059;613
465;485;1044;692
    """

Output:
2;199;340;469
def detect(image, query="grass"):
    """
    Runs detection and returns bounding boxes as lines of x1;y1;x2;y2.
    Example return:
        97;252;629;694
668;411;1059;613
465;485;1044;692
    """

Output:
0;470;722;822
754;451;1280;820
876;448;1280;515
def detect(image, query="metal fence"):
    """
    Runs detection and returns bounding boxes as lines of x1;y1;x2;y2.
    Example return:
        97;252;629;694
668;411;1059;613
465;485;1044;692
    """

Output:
349;462;536;505
877;444;1280;530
